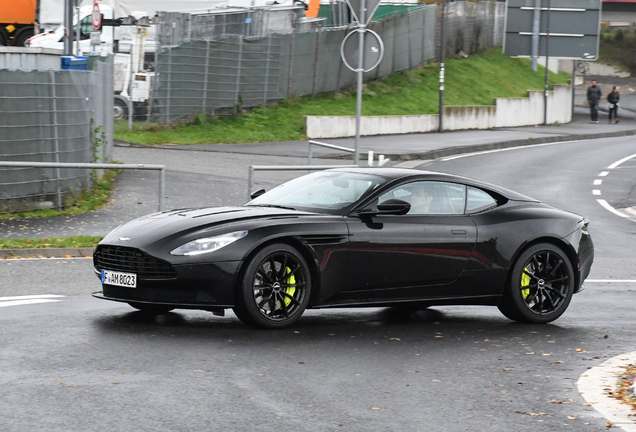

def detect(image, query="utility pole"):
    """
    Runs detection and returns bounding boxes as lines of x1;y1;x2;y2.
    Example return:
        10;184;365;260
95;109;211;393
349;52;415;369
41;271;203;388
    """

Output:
438;0;446;133
63;0;75;55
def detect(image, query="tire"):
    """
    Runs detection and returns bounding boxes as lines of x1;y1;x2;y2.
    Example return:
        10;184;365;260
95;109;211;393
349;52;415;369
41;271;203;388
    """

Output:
15;27;34;47
113;98;129;120
128;302;174;314
234;243;311;329
0;29;8;46
498;243;574;324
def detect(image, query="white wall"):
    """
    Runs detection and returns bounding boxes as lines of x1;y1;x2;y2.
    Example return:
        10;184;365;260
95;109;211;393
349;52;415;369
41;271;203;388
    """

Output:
305;85;572;139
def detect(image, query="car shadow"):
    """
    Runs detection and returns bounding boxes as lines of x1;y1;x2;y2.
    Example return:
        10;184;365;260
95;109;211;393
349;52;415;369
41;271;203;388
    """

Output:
90;305;576;345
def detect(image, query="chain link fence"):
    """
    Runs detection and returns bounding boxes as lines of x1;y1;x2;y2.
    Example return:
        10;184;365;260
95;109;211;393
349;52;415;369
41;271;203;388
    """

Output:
0;57;113;213
149;1;505;124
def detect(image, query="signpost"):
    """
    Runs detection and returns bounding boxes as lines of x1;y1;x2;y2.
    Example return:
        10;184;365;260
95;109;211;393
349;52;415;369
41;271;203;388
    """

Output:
503;0;602;124
504;0;602;60
341;0;383;165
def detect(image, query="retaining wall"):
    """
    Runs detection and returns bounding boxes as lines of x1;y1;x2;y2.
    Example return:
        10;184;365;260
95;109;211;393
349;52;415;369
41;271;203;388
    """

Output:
305;85;572;139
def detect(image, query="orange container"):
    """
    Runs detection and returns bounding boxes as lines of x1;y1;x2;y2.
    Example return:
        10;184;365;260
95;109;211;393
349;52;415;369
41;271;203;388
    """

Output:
0;0;37;25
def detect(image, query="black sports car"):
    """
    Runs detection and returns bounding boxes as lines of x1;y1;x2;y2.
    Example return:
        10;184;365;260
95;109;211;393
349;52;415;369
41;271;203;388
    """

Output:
93;168;594;329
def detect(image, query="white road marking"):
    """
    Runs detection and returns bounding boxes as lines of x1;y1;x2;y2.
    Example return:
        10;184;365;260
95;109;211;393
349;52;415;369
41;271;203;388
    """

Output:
440;139;585;161
394;160;425;169
608;153;636;169
597;199;630;218
594;154;636;221
578;351;636;432
0;295;65;308
586;279;636;283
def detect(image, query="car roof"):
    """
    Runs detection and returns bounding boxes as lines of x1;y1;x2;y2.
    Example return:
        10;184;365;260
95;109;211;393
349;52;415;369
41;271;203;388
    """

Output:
326;167;539;202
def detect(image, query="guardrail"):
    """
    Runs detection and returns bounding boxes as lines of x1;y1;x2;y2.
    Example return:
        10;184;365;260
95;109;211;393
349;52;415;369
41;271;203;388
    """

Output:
247;140;391;200
0;162;166;212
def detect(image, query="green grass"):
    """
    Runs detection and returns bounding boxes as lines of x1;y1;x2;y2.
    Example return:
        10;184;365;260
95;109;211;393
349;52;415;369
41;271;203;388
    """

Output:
0;236;103;249
115;48;570;145
0;169;120;220
599;28;636;76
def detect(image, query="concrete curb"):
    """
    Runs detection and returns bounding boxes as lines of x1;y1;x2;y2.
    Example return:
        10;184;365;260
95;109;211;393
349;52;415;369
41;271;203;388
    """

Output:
0;247;95;259
328;127;636;161
578;352;636;431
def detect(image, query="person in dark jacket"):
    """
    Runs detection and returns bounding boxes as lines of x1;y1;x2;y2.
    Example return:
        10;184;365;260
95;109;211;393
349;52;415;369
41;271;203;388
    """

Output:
587;80;602;123
607;85;620;123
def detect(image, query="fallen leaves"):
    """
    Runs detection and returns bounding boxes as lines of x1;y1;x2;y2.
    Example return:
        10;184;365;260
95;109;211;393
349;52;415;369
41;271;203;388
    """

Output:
516;410;544;416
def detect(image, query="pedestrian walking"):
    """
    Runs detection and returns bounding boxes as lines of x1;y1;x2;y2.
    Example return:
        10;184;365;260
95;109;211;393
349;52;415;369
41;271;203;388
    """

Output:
607;85;620;123
587;80;602;123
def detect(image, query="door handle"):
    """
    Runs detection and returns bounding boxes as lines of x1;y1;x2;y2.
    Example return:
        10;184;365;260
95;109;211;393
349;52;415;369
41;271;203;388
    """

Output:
451;230;467;235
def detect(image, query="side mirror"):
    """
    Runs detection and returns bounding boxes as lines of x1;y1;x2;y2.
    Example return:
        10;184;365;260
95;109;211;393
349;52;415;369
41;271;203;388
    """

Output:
356;199;411;217
377;199;411;215
250;189;266;199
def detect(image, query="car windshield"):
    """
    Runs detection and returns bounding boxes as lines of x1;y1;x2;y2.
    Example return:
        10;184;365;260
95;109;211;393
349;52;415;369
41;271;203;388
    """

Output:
246;171;387;214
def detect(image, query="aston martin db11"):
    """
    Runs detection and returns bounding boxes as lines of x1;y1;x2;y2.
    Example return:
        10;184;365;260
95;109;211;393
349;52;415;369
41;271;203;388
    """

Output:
93;168;594;329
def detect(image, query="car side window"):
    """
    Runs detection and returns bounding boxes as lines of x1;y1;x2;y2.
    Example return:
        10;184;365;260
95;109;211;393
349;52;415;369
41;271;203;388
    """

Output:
378;181;466;215
465;187;498;213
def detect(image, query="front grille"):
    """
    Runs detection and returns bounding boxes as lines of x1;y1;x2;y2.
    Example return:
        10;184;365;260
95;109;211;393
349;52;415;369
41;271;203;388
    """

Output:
94;245;177;279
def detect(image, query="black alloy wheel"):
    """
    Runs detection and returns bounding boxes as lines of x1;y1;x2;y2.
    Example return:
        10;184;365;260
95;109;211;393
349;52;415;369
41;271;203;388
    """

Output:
234;244;311;329
498;243;574;324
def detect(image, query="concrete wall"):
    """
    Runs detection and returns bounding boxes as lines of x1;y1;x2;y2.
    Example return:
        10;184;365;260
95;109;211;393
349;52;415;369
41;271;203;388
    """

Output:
305;85;572;139
0;47;63;71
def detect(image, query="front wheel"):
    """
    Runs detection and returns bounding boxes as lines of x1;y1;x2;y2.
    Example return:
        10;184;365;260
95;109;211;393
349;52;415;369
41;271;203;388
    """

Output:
498;243;574;324
234;244;311;329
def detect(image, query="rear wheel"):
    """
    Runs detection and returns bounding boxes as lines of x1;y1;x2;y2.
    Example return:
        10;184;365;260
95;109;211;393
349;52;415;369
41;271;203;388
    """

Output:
14;27;34;46
234;244;311;329
114;98;128;120
498;243;574;324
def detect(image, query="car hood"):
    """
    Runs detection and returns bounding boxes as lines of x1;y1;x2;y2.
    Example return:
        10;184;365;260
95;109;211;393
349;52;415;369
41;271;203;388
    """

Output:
100;206;313;246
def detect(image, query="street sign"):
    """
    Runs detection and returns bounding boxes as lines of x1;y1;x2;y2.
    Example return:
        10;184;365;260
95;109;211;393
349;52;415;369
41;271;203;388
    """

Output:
503;0;602;59
340;29;384;72
92;2;102;30
346;0;382;25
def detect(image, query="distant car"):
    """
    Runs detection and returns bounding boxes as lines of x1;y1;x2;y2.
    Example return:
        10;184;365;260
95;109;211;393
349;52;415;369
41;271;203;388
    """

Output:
93;168;594;329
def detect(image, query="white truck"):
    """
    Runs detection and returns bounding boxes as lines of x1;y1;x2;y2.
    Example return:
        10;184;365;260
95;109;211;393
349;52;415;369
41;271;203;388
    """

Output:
28;0;229;119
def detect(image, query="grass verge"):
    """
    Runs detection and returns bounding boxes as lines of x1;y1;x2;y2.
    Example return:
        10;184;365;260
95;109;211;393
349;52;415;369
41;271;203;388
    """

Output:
114;48;571;145
0;236;103;249
0;169;120;220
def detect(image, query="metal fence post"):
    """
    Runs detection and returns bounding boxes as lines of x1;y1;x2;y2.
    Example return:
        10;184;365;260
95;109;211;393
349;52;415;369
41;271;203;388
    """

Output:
49;70;63;210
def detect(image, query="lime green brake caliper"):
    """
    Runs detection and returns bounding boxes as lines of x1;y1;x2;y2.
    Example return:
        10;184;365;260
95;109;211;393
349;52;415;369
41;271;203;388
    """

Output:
283;267;296;307
521;267;531;299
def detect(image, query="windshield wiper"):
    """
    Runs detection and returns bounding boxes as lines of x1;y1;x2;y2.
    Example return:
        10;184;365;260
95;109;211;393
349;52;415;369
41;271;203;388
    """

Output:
246;204;297;211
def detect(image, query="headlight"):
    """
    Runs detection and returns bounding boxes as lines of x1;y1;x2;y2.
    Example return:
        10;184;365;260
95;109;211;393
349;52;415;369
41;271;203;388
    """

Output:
170;230;248;256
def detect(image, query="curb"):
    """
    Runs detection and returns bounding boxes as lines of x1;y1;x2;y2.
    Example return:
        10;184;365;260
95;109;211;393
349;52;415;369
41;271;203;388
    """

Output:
1;247;95;259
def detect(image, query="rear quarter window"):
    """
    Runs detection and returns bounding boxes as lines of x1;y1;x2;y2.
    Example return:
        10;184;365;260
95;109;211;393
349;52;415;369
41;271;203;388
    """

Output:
466;187;499;213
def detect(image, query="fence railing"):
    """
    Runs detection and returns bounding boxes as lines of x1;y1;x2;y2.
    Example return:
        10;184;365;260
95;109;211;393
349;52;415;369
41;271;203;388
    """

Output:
0;162;166;212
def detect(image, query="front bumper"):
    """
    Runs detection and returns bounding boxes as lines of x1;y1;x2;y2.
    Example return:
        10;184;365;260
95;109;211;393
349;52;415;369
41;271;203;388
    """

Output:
93;260;242;309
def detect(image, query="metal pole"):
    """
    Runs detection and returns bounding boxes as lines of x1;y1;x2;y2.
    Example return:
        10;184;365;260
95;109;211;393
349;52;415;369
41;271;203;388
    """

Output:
128;34;134;131
571;60;576;120
63;0;74;55
354;0;367;166
543;0;551;125
75;6;80;56
438;0;446;133
531;0;540;72
159;167;165;211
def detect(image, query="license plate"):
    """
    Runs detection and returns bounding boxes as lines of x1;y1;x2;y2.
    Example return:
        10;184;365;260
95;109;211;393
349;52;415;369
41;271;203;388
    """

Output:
101;270;137;288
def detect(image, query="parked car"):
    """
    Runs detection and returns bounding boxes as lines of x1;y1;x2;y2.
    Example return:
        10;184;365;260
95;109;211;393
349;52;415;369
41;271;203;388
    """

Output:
93;168;594;328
